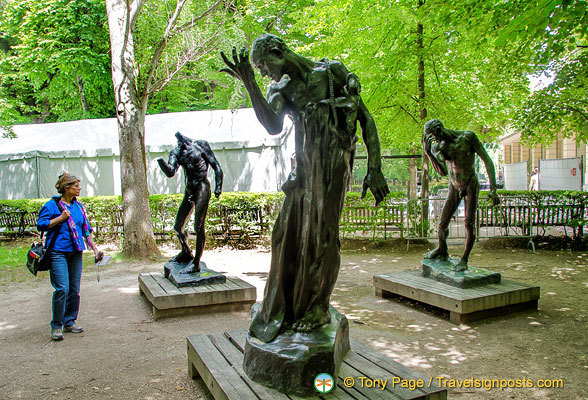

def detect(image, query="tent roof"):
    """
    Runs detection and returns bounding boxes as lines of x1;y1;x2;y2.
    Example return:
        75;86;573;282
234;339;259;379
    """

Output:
0;108;292;156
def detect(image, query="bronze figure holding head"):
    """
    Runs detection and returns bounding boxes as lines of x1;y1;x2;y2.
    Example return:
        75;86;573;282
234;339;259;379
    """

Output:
423;119;500;271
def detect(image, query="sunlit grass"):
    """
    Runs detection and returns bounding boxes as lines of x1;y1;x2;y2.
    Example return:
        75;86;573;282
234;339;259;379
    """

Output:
0;240;122;285
0;241;36;283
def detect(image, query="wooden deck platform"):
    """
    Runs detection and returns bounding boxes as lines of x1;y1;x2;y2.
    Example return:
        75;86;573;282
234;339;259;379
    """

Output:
187;330;447;399
138;273;256;320
374;271;540;324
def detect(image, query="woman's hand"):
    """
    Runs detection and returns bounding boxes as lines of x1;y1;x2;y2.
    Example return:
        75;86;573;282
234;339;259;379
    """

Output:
94;250;104;264
60;209;71;222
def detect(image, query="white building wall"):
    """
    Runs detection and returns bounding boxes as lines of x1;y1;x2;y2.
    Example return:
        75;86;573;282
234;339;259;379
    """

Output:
539;157;583;191
503;161;528;190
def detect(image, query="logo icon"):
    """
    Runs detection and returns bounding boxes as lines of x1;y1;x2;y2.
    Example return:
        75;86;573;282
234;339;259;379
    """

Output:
314;373;334;393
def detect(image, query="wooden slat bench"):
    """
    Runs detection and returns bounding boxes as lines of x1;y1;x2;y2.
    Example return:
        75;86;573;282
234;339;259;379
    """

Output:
374;271;540;324
0;210;38;237
138;273;256;320
341;204;406;239
187;329;447;399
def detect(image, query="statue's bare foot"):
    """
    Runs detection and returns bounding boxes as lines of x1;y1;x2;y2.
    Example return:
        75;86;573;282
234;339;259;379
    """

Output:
292;306;331;332
424;247;448;260
179;260;201;274
171;251;193;264
453;260;468;272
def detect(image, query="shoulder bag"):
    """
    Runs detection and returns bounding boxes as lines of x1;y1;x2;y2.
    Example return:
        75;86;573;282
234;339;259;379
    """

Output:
26;198;63;276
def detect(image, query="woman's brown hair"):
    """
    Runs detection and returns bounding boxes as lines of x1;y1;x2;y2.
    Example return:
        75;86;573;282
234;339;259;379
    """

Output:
55;172;80;194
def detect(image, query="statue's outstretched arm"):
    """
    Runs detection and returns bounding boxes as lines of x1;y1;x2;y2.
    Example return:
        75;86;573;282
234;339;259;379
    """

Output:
471;133;500;205
158;148;180;178
200;141;224;197
357;99;390;205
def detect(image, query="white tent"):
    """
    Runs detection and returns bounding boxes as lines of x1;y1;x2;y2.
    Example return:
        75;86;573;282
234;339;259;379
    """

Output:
0;109;294;199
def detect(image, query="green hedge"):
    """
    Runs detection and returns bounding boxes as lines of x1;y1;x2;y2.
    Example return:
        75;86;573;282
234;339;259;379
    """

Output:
0;192;286;242
1;190;585;242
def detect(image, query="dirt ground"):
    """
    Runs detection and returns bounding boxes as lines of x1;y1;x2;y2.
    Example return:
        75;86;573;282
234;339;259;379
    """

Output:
1;239;587;400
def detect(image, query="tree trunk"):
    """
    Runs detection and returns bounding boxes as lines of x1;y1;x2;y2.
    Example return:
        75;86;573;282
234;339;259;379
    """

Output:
76;76;89;113
417;0;430;214
105;0;160;258
408;148;418;199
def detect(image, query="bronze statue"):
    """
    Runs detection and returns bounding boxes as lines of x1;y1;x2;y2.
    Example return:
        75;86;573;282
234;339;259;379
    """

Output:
157;132;223;273
222;34;389;343
423;119;500;271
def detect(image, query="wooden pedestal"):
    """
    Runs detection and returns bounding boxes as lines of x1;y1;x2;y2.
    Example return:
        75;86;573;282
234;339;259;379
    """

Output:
187;330;447;399
374;271;540;324
138;272;256;320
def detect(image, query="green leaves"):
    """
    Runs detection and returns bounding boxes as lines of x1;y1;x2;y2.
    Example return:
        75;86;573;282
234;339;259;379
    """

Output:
517;50;588;144
0;0;114;123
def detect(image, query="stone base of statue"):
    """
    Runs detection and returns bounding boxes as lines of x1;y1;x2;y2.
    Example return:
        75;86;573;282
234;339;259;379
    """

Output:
242;303;350;397
421;257;501;288
374;269;540;325
164;260;226;288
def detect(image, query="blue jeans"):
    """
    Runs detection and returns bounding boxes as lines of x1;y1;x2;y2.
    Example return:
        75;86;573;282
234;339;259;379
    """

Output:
49;250;83;329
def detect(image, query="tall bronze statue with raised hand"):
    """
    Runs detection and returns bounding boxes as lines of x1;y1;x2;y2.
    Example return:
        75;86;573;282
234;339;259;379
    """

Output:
221;34;389;396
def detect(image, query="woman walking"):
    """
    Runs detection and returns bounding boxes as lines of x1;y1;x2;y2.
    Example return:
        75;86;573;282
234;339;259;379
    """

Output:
37;173;102;340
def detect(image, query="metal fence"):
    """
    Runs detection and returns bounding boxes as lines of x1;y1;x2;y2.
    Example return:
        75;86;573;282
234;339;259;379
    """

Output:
2;195;586;245
340;195;586;249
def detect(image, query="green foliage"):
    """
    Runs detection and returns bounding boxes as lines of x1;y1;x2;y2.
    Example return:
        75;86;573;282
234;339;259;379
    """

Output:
137;0;252;113
0;198;48;213
264;0;532;152
0;0;114;123
2;190;586;244
1;0;585;149
518;51;588;144
430;0;588;144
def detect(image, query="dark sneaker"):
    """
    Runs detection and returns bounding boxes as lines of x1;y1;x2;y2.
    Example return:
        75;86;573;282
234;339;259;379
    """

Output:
64;323;84;333
51;328;64;340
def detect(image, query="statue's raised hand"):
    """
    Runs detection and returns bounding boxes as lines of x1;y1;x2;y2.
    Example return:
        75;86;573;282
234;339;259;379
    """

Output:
220;46;255;84
361;167;390;206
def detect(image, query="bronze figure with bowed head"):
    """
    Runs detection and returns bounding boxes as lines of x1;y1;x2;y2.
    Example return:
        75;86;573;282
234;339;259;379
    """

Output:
221;34;390;343
423;119;500;271
157;132;223;273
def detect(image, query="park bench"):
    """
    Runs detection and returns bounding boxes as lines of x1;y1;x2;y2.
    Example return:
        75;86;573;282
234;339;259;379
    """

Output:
0;209;38;237
340;203;406;239
530;203;586;238
477;196;586;239
187;329;447;399
208;206;265;241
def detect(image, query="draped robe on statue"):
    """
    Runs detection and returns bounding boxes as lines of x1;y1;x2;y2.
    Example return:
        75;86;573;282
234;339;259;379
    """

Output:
249;85;357;343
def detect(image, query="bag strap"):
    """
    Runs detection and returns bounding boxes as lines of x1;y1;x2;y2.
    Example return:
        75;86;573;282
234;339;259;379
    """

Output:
45;198;64;250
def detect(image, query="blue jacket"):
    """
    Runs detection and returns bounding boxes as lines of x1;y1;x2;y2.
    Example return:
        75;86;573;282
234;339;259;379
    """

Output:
37;196;93;252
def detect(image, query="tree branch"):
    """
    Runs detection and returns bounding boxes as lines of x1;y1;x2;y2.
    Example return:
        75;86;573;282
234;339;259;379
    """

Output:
172;0;225;36
147;24;224;96
140;0;227;108
398;105;419;124
129;0;145;30
562;104;588;121
265;0;294;32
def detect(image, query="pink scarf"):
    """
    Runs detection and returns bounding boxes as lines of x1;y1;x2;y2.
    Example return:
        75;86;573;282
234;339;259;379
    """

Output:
58;199;90;251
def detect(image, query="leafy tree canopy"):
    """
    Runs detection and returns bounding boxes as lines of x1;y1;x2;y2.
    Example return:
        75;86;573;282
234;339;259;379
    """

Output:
0;0;114;123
